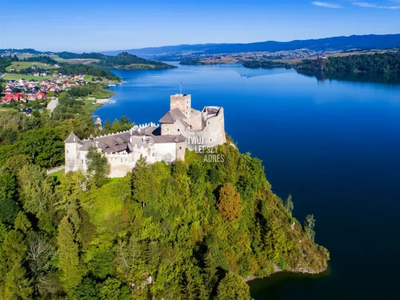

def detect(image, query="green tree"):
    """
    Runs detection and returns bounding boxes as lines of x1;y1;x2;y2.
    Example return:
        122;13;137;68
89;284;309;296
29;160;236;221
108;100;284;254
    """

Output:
285;194;294;215
98;277;130;300
0;230;33;299
75;277;99;300
0;172;19;225
132;156;157;207
111;119;122;132
3;154;31;176
103;119;112;132
86;146;110;187
120;115;130;125
17;128;64;168
215;272;251;300
57;216;82;293
14;211;32;233
304;214;316;242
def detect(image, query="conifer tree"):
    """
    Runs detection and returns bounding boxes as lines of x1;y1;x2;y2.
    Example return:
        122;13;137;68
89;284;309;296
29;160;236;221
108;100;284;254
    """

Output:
57;216;82;293
0;230;33;299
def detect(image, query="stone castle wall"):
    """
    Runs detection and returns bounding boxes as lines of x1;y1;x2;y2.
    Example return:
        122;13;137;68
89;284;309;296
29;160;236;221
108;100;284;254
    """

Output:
65;95;225;178
186;108;226;150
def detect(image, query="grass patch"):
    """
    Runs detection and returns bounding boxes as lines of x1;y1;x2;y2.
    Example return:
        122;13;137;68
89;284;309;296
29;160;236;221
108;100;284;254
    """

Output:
82;100;103;116
6;61;55;71
0;107;18;112
83;75;94;82
85;88;115;100
63;58;100;65
108;177;122;184
3;74;54;81
49;169;65;182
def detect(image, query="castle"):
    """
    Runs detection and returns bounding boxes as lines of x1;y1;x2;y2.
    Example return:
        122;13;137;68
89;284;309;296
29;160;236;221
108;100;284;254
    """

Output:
65;94;226;177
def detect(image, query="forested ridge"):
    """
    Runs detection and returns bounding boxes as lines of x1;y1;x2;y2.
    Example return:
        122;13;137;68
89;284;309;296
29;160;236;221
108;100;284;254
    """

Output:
0;106;329;299
295;52;400;74
57;52;177;70
0;55;120;81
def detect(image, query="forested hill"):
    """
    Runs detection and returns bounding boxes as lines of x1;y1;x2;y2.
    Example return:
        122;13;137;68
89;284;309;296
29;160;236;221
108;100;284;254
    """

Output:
295;52;400;74
0;109;329;298
57;52;176;70
104;33;400;58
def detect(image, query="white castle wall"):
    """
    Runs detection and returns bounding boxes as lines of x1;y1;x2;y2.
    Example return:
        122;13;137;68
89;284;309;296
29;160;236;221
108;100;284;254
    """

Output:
154;143;177;163
161;120;186;136
65;97;226;178
186;108;225;150
105;152;136;177
65;142;78;172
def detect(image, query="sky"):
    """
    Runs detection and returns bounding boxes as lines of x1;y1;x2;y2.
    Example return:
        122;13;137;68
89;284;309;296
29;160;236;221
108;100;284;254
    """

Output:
0;0;399;52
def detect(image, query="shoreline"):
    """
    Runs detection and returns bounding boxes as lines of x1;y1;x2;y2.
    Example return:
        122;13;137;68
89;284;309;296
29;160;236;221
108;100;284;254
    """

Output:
94;98;112;104
89;75;330;288
243;264;329;283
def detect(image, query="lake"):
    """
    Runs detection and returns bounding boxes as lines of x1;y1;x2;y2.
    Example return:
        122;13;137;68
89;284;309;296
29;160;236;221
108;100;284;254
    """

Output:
95;64;400;299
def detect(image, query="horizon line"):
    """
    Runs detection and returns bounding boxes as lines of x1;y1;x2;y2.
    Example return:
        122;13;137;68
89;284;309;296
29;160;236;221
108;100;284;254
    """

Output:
1;32;399;54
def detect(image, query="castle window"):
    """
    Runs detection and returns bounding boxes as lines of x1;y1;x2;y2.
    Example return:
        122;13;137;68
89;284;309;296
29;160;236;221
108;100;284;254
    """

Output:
210;138;212;141
177;129;180;132
67;150;68;154
179;146;182;150
81;159;83;165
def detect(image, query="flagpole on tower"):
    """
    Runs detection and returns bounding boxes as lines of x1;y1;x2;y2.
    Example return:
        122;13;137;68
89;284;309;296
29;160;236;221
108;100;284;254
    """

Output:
180;80;182;95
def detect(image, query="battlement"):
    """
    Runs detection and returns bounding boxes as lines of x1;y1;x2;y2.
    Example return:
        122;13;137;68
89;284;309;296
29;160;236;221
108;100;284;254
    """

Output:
65;93;225;177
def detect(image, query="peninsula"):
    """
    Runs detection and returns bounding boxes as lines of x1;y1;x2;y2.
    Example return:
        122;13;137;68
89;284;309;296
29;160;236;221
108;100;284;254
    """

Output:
0;87;329;299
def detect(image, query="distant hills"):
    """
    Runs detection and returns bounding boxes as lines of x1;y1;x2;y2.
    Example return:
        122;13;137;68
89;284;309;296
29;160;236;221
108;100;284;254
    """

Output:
0;50;176;71
57;52;176;70
102;34;400;59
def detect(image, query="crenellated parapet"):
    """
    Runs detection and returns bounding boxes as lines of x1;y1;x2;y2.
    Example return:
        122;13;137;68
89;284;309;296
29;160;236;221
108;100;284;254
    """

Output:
64;93;225;177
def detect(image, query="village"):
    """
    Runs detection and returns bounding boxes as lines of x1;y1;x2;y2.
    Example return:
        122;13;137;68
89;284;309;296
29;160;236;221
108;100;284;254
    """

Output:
1;75;87;103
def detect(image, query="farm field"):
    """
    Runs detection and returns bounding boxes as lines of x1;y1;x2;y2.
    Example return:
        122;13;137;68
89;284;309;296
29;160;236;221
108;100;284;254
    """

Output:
54;56;100;65
6;61;55;71
3;74;54;81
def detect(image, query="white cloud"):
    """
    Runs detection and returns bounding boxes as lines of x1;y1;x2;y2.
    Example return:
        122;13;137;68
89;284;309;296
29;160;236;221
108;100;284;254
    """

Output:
352;1;400;9
312;1;343;8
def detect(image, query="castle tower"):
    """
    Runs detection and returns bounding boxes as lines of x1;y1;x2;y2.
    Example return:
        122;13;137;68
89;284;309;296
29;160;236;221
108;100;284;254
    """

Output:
64;132;81;173
170;94;191;118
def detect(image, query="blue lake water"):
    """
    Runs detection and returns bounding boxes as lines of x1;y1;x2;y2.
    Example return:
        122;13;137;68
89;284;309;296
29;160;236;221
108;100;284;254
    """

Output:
95;64;400;299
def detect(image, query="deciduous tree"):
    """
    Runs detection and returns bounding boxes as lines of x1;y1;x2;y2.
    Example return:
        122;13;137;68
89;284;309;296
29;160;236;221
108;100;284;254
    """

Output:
215;272;251;300
217;183;242;221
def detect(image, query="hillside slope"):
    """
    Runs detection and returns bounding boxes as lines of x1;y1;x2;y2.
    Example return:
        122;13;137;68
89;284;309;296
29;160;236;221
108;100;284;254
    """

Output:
104;33;400;58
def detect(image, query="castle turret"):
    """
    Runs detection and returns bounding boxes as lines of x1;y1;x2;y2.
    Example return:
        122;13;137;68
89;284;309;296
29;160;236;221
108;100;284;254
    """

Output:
170;94;191;118
64;132;81;173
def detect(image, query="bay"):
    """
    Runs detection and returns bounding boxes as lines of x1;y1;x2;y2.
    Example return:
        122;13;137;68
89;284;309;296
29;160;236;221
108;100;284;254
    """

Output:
95;63;400;299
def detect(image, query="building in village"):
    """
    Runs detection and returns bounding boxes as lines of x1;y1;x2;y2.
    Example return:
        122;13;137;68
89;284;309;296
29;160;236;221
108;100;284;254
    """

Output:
65;93;226;177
